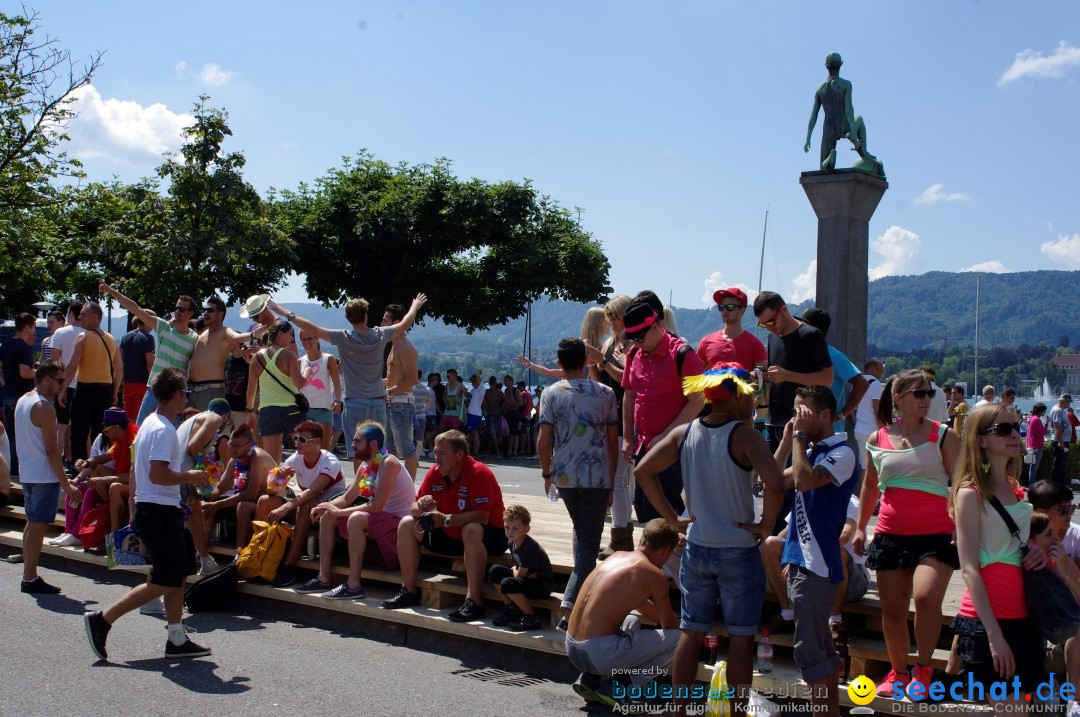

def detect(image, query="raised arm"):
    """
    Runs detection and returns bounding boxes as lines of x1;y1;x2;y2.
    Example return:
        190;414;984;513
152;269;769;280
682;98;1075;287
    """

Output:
517;355;564;380
267;300;331;342
98;280;157;329
389;293;428;342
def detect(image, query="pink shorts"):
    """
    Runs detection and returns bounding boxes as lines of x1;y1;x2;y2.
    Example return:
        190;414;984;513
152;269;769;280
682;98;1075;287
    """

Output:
337;510;402;570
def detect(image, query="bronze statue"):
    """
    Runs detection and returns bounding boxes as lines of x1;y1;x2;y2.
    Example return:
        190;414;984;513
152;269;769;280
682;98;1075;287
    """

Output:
804;53;884;177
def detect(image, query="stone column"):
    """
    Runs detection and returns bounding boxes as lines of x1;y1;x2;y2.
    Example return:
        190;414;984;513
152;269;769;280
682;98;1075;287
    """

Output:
799;169;888;368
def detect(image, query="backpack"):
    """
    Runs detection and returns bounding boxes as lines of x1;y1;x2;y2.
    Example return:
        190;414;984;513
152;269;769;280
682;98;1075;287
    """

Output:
183;563;239;613
77;503;110;550
625;341;693;376
235;520;292;581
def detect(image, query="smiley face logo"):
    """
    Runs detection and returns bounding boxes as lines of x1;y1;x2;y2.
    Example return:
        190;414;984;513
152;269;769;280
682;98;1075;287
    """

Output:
847;675;877;706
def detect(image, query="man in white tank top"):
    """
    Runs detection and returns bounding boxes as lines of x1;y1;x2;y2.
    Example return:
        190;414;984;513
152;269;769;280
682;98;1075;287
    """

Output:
634;364;785;716
15;361;83;593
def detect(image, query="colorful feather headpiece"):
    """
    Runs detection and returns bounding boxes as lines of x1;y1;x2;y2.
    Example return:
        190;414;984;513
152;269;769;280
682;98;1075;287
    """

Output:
682;363;757;403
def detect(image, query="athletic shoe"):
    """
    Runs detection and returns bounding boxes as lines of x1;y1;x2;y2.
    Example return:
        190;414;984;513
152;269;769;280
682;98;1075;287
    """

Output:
910;663;934;689
21;577;61;594
572;672;619;707
447;598;484;622
323;583;365;600
381;586;421;609
294;578;334;594
54;533;82;547
47;532;71;546
139;596;166;615
270;563;296;588
84;610;111;660
509;613;542;631
164;638;211;658
556;617;569;632
198;556;220;576
877;668;906;695
492;604;522;627
1068;701;1080;717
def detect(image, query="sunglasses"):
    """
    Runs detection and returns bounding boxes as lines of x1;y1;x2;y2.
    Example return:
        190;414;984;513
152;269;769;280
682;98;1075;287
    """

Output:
906;389;935;399
174;305;195;313
202;306;222;313
293;435;315;445
756;318;777;328
980;422;1021;437
1055;504;1078;517
717;304;744;313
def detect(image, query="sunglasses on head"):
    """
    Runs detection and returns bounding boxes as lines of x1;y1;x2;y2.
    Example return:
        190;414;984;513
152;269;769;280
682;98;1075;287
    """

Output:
907;388;935;399
717;304;744;313
980;422;1021;437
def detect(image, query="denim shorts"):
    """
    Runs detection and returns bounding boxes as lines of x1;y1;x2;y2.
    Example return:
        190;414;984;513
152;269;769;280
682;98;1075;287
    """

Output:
343;397;388;457
679;542;764;635
385;401;417;459
23;482;61;523
306;408;334;425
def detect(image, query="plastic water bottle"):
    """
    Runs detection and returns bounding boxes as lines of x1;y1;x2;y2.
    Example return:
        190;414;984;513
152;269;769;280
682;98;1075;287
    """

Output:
547;484;559;503
306;534;317;560
757;630;773;673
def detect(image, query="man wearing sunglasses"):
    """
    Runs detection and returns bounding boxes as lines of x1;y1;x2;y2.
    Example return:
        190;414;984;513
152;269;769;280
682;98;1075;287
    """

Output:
188;294;262;413
56;303;123;463
696;287;767;374
1049;394;1074;485
99;280;199;426
620;301;705;524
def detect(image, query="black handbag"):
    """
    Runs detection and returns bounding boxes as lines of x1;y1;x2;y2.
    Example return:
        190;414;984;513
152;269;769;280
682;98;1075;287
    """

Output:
257;351;310;414
988;495;1080;644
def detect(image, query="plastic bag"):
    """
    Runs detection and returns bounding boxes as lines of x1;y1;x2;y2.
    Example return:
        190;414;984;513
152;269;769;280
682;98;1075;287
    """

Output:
705;660;731;716
105;524;151;572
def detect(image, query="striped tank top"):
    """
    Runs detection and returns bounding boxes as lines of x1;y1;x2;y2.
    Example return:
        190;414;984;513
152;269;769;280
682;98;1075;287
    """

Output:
148;317;197;380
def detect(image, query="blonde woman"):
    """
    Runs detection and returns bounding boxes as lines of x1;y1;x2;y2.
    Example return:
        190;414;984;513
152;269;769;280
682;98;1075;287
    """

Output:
853;369;960;693
518;306;610;381
950;404;1046;710
247;319;310;462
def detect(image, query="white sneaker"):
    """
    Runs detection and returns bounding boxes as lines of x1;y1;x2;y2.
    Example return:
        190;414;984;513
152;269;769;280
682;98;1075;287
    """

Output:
198;556;220;575
1068;701;1080;717
139;596;166;615
47;533;70;546
54;533;82;547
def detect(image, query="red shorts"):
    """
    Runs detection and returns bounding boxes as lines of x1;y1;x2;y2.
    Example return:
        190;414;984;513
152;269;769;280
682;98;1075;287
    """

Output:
338;510;402;570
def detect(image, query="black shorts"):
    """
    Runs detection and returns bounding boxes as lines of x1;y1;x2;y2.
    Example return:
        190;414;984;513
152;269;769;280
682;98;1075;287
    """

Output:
487;564;553;599
865;532;960;571
134;503;196;588
55;387;76;425
422;523;507;557
503;413;521;434
951;615;1047;693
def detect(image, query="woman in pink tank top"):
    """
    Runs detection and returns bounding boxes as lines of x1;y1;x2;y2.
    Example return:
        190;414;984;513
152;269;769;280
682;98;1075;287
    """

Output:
852;369;961;694
950;404;1046;706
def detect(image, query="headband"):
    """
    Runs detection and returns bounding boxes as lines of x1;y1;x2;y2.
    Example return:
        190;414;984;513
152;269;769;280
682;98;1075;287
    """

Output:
624;312;658;335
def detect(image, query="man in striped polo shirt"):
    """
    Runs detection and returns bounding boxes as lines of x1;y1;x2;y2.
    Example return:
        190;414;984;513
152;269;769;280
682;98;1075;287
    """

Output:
99;281;199;425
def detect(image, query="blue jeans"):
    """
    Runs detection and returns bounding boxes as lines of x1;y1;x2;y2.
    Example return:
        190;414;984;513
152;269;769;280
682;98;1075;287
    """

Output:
679;542;764;635
559;487;610;608
343;397;387;457
136;387;158;426
385;401;417;459
1028;448;1043;485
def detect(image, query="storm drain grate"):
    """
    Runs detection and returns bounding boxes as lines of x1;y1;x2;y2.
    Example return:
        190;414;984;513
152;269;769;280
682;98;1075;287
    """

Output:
453;668;551;688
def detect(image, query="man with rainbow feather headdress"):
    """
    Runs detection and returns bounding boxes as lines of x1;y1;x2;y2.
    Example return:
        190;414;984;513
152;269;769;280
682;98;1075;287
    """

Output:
635;363;786;716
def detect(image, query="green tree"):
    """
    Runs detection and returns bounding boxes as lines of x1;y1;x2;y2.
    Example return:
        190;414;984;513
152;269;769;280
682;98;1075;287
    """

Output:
0;8;102;314
274;153;611;331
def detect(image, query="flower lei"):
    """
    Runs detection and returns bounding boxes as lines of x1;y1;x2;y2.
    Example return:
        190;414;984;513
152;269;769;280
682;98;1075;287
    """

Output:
266;466;293;497
357;450;387;499
233;445;255;492
195;445;224;500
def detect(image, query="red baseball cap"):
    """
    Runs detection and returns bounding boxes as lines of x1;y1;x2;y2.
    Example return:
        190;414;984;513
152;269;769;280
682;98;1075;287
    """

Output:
712;287;748;306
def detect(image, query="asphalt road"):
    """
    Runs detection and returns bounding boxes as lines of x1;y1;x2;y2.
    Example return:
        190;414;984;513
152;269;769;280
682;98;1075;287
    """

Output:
0;558;591;717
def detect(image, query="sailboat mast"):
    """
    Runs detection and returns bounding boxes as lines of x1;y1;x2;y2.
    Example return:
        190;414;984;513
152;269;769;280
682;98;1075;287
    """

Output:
756;209;769;294
973;274;980;396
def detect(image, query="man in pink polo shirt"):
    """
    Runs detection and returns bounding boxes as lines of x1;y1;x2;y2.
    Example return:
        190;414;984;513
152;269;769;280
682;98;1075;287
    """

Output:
696;287;767;373
621;299;705;522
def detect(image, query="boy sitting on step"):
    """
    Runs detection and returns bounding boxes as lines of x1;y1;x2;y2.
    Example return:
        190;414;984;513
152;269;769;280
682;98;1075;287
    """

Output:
489;505;554;631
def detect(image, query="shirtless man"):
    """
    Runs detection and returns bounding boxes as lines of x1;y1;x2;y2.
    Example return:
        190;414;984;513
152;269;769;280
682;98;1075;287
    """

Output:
176;399;233;574
188;295;261;412
565;519;681;708
382;303;420;479
200;424;274;550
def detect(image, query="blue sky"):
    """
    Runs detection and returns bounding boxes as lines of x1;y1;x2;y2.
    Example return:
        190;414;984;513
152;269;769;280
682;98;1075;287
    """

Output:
34;1;1080;308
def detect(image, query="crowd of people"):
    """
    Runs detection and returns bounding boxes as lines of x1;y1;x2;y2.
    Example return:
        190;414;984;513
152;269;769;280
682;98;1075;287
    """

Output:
1;280;1078;716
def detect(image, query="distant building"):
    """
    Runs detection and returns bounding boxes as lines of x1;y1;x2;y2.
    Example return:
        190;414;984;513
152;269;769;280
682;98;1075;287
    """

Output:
1051;354;1080;394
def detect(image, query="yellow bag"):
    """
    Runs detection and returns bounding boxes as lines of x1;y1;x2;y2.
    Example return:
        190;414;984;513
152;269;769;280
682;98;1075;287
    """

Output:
705;660;732;716
235;521;292;581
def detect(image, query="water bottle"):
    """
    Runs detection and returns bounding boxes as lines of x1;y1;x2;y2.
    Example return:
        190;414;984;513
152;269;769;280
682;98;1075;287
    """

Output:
547;484;559;503
306;534;317;560
756;630;773;673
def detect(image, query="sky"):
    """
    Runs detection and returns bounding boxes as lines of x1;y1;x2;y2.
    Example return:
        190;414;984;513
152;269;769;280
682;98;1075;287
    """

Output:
30;1;1080;309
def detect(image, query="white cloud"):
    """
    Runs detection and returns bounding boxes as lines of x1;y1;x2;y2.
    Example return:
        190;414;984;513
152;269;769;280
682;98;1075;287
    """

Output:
701;271;756;307
960;260;1010;273
199;63;237;86
68;85;193;163
175;60;189;76
1041;234;1080;269
869;225;921;279
914;183;971;205
790;260;817;303
999;41;1080;86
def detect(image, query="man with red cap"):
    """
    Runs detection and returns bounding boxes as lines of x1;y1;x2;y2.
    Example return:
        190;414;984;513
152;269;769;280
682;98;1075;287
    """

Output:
696;287;767;374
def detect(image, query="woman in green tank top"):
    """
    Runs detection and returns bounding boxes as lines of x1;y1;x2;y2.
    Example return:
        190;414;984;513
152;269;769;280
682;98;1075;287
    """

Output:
247;319;309;462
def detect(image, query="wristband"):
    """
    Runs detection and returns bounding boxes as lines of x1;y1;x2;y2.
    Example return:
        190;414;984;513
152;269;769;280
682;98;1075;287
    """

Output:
542;472;553;479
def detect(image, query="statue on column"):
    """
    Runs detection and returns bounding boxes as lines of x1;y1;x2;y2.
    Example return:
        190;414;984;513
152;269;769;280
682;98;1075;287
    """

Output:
804;52;884;178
